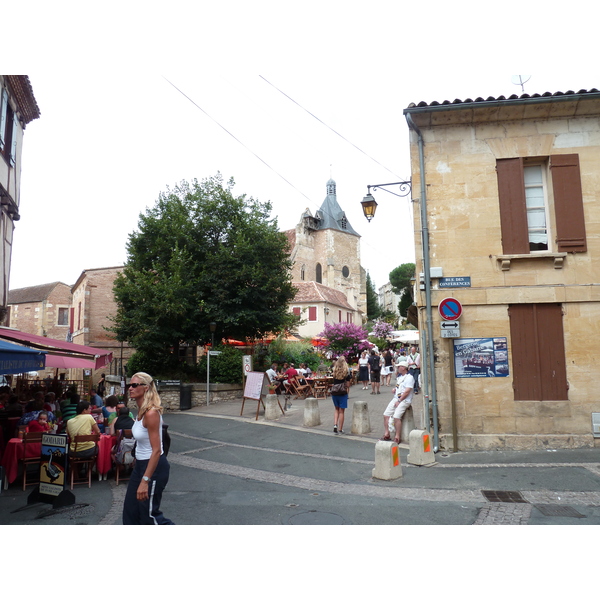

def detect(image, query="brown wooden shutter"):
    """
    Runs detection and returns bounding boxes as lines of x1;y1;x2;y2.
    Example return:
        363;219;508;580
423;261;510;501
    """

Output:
509;304;568;401
308;306;317;321
550;154;587;252
292;307;301;317
496;158;529;254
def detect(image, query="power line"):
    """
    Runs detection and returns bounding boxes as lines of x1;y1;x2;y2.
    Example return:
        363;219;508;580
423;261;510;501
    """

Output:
259;75;406;181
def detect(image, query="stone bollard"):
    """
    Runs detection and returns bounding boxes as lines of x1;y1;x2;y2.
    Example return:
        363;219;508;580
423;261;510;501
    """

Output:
303;396;321;427
407;429;436;466
400;405;415;443
372;440;403;480
351;400;371;435
264;394;281;421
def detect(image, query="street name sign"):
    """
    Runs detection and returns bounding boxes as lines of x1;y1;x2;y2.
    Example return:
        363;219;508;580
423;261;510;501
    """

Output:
439;277;471;288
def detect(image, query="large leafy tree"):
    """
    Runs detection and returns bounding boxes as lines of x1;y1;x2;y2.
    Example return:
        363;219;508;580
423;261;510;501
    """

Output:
111;174;296;370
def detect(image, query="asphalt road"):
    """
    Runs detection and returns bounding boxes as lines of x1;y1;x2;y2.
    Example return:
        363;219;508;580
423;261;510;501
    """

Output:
3;391;600;526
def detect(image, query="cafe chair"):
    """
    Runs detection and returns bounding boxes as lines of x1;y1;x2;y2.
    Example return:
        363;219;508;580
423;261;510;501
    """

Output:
112;428;136;485
289;377;310;400
313;379;329;399
20;431;44;491
69;433;100;489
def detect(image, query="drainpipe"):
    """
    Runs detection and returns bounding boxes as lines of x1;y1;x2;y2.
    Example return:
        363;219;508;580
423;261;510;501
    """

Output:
405;113;440;452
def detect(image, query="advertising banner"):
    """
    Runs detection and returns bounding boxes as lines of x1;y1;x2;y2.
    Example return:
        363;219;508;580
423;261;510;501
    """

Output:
39;434;69;497
453;338;509;378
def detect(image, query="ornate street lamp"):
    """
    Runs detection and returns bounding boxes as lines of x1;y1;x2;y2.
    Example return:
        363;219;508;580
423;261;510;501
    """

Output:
360;181;412;222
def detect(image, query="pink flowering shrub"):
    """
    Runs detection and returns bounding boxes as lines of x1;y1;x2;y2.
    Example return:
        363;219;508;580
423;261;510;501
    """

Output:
319;322;371;360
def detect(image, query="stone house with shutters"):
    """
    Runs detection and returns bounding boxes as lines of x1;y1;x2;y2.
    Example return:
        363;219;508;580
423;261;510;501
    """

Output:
285;179;366;338
0;76;40;322
404;88;600;450
7;282;72;340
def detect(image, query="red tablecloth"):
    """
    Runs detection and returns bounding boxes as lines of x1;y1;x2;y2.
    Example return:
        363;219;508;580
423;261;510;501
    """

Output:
1;438;41;484
1;434;115;486
97;434;116;475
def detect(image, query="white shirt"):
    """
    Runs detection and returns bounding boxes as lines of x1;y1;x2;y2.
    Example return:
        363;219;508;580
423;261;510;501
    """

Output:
394;373;415;404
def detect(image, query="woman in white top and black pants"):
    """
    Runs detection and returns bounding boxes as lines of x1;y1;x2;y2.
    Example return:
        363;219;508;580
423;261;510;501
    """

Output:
122;372;174;525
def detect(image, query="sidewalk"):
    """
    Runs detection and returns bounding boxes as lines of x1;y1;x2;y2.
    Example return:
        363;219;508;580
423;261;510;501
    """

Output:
190;381;423;445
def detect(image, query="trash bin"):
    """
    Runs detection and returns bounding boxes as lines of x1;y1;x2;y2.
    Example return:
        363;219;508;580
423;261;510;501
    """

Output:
180;383;192;411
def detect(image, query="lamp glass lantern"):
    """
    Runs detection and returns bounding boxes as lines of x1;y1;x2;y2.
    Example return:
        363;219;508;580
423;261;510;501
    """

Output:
361;193;378;222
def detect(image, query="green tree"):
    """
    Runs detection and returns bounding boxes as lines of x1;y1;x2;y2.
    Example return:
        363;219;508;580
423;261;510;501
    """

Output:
111;174;296;373
366;272;381;320
389;263;416;318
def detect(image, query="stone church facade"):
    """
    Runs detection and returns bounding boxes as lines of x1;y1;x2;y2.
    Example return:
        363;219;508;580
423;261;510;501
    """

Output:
285;179;367;337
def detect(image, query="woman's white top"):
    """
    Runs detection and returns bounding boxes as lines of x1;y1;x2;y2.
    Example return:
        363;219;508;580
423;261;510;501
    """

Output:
132;412;163;459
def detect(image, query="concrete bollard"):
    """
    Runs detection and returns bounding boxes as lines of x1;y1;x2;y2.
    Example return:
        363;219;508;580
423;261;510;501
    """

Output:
372;440;403;480
407;429;436;466
264;394;281;421
400;405;415;443
351;400;371;435
303;396;321;427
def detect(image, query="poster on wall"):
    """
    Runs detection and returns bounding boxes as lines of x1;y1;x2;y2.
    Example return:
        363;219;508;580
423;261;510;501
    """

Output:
453;337;509;378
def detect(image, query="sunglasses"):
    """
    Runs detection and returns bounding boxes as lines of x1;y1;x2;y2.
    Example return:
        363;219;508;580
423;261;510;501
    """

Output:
127;383;147;389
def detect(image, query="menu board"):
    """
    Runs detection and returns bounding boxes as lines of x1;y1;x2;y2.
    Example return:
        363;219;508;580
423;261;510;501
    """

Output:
244;371;269;400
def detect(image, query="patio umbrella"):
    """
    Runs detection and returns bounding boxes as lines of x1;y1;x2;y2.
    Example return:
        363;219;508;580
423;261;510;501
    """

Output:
0;338;46;375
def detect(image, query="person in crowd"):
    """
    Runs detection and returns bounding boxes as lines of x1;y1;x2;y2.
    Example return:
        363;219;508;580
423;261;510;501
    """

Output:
122;372;174;525
19;394;55;426
113;406;135;432
97;373;106;398
407;345;421;394
368;350;382;395
43;392;57;413
89;389;104;408
5;394;23;416
382;349;394;387
266;363;284;395
28;410;52;432
381;360;415;444
330;356;352;435
102;395;119;425
66;400;101;459
59;393;79;430
358;350;370;390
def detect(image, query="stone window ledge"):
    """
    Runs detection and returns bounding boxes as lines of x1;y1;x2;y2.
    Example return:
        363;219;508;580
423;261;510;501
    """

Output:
496;252;567;271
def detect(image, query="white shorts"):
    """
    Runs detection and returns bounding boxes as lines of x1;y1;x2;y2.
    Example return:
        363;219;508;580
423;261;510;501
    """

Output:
384;398;411;420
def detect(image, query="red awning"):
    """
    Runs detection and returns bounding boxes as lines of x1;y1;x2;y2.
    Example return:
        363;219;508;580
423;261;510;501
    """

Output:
0;328;112;369
45;355;96;369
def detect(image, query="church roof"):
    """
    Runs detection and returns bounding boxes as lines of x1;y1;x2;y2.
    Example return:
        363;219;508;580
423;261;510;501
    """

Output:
315;179;360;237
292;281;355;311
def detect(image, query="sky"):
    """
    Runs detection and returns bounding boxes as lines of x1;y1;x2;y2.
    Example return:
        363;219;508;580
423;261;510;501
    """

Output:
5;2;597;299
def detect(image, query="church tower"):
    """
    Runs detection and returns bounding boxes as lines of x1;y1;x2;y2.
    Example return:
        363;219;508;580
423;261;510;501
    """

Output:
287;179;367;320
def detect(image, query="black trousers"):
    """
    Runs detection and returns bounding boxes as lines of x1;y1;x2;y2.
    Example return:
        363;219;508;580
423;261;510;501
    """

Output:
122;455;174;525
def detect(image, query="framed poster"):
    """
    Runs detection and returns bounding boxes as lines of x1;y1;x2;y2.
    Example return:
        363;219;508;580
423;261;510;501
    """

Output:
453;337;509;378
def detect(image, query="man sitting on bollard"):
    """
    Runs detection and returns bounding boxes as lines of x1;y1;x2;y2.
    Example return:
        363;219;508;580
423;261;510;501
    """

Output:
380;360;414;444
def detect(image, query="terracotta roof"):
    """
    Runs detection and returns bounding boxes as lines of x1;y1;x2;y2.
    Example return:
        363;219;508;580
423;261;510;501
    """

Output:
8;282;69;304
292;281;354;311
4;76;40;126
405;88;600;111
283;229;296;252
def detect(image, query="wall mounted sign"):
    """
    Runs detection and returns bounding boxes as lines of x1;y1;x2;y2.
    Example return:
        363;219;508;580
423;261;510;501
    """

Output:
439;277;471;288
453;337;509;378
438;297;463;321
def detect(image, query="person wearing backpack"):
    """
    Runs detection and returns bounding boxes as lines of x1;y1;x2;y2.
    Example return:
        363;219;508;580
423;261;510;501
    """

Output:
122;372;174;525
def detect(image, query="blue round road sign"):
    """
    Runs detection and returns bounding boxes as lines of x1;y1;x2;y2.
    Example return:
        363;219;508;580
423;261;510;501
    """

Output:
438;297;462;321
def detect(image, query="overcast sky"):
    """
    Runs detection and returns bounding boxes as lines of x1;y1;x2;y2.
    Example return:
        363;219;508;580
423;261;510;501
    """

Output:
5;1;596;294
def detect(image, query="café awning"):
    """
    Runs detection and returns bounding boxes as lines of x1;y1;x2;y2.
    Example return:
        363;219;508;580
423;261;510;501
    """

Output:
0;338;47;375
0;328;112;369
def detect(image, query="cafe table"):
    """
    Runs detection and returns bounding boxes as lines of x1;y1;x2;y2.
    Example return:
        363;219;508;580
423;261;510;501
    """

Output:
2;433;116;488
2;437;41;488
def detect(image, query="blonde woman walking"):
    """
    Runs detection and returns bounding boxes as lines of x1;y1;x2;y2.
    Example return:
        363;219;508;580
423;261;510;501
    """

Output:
122;372;174;525
331;356;352;435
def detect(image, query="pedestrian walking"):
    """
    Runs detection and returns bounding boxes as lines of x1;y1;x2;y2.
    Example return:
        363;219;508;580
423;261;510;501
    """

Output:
122;372;174;525
330;356;351;435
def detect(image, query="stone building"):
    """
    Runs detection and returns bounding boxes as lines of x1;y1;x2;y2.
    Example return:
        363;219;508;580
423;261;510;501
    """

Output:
71;266;133;384
0;76;39;321
285;179;366;336
378;281;401;319
7;282;72;340
404;88;600;450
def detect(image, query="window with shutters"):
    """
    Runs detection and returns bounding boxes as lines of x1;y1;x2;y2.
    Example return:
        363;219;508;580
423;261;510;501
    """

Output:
508;303;568;401
496;154;587;255
0;88;18;166
292;307;301;318
308;306;317;321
